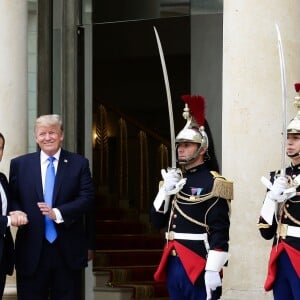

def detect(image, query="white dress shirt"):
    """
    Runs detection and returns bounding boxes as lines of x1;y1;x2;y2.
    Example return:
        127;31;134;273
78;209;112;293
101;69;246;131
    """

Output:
0;181;11;226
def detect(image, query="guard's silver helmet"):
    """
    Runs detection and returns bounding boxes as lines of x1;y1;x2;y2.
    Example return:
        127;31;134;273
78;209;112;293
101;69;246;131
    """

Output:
287;83;300;133
175;95;208;165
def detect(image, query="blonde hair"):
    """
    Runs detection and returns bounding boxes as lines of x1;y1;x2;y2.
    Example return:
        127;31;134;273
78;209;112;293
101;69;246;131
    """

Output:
34;114;64;134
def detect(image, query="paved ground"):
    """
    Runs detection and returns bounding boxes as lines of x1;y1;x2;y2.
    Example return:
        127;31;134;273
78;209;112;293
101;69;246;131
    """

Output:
221;289;273;300
5;284;275;300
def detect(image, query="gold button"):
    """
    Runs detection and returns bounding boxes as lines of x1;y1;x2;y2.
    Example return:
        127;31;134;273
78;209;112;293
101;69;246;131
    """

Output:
172;224;176;228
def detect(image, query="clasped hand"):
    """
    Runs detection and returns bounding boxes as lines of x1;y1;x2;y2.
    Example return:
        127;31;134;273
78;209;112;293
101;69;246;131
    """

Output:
261;175;296;203
37;202;56;220
161;168;186;195
9;210;28;226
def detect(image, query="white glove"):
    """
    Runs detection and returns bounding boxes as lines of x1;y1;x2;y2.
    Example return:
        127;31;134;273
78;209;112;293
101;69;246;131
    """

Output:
161;168;186;195
153;168;186;214
260;176;296;224
205;270;221;300
268;176;289;203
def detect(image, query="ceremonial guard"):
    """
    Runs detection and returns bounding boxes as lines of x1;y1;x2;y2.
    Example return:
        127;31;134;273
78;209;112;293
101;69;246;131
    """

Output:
150;95;233;300
258;83;300;299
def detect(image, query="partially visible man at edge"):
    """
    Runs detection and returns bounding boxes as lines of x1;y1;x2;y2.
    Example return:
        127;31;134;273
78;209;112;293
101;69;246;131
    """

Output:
258;83;300;300
0;132;28;298
9;114;95;300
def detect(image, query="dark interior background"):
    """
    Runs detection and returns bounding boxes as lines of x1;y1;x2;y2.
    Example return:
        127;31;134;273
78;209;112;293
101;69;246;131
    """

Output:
92;17;191;140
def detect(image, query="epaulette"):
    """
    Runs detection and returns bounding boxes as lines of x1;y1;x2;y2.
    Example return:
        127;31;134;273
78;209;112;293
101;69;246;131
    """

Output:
210;171;234;200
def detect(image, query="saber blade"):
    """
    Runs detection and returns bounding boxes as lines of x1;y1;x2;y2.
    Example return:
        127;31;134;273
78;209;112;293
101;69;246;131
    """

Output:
275;23;287;176
153;26;176;168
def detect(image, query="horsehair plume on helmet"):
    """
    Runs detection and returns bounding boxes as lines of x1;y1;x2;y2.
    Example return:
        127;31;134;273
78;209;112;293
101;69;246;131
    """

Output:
181;94;205;128
287;83;300;133
175;94;209;151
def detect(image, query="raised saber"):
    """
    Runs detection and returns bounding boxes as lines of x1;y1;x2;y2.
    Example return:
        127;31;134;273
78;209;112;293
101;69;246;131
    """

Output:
153;26;177;168
275;23;287;177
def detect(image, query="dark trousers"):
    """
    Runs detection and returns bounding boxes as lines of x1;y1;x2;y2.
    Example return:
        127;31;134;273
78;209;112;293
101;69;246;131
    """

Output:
166;256;221;300
273;251;300;300
0;250;8;299
0;270;6;299
16;240;82;300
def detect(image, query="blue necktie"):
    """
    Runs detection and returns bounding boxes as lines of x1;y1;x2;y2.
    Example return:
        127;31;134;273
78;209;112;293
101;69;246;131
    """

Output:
44;157;57;243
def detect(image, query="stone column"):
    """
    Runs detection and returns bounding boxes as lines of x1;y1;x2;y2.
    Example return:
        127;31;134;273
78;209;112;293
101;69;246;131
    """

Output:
222;1;300;298
0;1;28;298
0;1;28;169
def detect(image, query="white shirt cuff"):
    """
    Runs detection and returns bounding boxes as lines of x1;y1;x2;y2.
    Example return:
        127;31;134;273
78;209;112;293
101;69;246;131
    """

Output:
7;215;11;227
260;193;276;225
53;208;64;223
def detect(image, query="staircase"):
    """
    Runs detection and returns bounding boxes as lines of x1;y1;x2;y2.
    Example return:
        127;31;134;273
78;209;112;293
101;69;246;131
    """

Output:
93;207;170;300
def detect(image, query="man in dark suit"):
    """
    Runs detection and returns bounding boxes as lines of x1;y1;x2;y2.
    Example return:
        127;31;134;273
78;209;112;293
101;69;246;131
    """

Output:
0;132;28;298
9;115;95;300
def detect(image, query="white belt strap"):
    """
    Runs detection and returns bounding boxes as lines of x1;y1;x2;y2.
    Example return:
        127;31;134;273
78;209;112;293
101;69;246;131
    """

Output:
165;231;207;241
278;224;300;238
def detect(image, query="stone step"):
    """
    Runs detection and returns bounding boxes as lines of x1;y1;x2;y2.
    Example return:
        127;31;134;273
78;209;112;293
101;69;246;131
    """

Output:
94;270;111;287
94;286;133;300
94;265;158;284
94;270;168;299
94;206;139;221
94;249;162;267
96;220;148;234
96;233;164;250
94;282;169;300
112;281;168;299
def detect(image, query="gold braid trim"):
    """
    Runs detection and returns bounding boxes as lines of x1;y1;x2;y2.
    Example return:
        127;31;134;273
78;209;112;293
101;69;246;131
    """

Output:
176;192;210;202
176;171;234;202
283;205;300;226
173;201;209;231
204;197;220;231
257;223;271;229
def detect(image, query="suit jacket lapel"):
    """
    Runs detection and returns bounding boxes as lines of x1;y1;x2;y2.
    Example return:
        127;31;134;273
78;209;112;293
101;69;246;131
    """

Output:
53;149;69;205
0;173;9;213
0;175;3;215
33;152;44;201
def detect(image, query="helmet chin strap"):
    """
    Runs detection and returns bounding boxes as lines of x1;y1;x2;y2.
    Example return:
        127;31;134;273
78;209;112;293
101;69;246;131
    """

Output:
177;145;203;165
178;156;197;165
287;152;300;158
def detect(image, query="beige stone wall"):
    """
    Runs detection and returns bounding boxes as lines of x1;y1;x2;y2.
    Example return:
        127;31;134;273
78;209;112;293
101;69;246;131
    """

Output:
222;0;300;297
0;0;28;172
0;0;28;297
